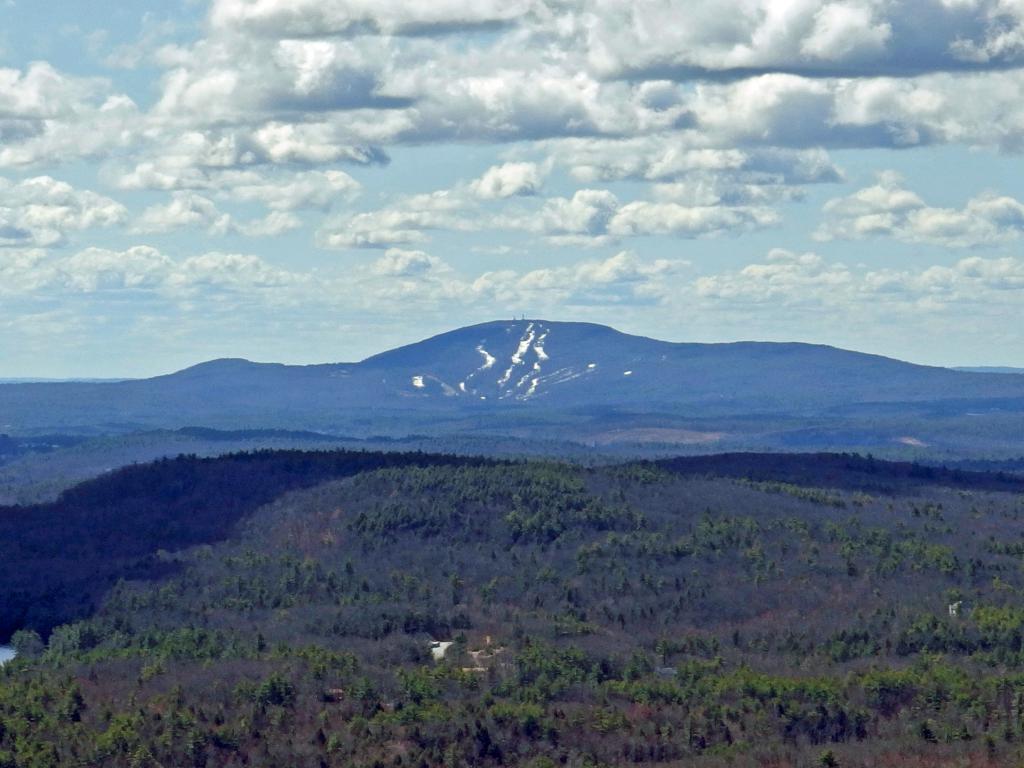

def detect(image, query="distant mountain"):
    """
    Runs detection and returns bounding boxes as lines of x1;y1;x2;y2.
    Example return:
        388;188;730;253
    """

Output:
954;366;1024;374
0;378;128;384
2;320;1024;452
357;320;1024;409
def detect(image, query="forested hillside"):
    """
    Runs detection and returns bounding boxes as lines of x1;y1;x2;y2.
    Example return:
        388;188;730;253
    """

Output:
0;450;495;638
4;450;1024;766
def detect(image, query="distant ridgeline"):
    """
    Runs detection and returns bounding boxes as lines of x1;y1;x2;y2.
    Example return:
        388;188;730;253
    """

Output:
2;320;1024;455
6;449;1024;764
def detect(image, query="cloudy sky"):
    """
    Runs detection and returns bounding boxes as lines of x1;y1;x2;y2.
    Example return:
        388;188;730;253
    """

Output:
2;0;1024;376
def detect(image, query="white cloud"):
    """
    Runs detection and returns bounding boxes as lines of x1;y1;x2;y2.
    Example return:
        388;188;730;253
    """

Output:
320;177;782;250
694;248;1024;313
608;200;779;238
4;240;690;314
15;0;1015;229
247;122;389;164
151;34;411;127
948;0;1024;63
509;251;688;305
0;62;102;119
319;190;473;248
561;142;749;184
60;246;174;292
202;0;1024;84
0;63;139;168
533;140;842;209
362;248;690;307
209;0;534;37
0;248;50;294
135;192;232;235
817;172;1024;247
7;1;1024;187
230;170;360;210
0;176;127;247
236;211;303;237
134;192;302;237
7;245;306;296
800;3;893;61
470;162;545;199
696;249;854;304
534;189;620;242
512;188;778;244
865;255;1024;298
9;240;1023;316
370;248;448;277
581;0;1023;79
172;251;301;290
692;75;846;147
110;129;381;195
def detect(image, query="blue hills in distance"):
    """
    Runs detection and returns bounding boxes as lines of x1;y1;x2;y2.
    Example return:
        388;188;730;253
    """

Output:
954;367;1024;375
1;319;1023;454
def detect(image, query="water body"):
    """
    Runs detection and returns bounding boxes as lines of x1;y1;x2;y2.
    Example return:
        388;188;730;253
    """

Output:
0;646;15;666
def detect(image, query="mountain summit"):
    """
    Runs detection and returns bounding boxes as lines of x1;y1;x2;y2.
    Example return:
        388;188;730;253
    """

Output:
2;320;1023;451
357;319;1014;409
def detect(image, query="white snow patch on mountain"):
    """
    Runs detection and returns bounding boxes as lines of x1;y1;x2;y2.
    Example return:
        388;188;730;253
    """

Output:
412;376;425;388
623;370;633;376
476;345;496;370
498;368;513;388
533;330;549;361
542;366;583;386
499;323;535;388
554;371;584;384
511;324;535;366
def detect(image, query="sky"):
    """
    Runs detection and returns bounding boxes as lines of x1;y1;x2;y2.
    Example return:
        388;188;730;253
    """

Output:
2;1;1024;376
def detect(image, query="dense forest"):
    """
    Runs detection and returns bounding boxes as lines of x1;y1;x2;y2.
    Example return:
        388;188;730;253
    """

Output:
0;450;497;638
4;450;1024;766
